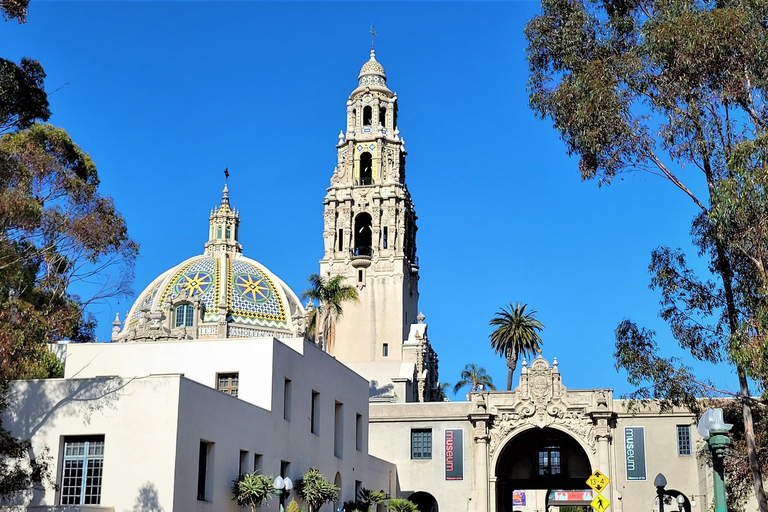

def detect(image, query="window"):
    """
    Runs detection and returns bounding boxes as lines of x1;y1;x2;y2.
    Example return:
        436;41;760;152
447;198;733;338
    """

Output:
360;153;373;185
411;429;432;459
334;402;344;459
239;450;249;476
363;106;372;125
383;226;388;248
677;425;692;455
253;453;263;474
280;460;290;479
338;229;344;251
283;379;292;421
382;343;388;357
379;107;386;126
61;435;104;505
217;372;238;397
226;226;231;239
217;225;222;239
175;303;194;327
538;443;562;476
197;441;213;501
311;391;320;434
358;269;364;283
356;413;363;451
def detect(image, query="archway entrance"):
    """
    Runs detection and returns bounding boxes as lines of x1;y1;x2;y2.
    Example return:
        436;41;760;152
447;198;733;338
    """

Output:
408;491;437;512
495;427;592;512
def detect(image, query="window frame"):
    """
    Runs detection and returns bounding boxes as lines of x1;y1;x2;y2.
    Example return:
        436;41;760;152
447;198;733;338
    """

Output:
175;303;194;328
677;425;692;456
537;442;562;476
411;429;432;460
60;435;105;505
216;372;239;397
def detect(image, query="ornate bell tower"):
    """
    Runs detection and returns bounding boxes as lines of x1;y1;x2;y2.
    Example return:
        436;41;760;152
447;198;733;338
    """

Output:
320;49;420;366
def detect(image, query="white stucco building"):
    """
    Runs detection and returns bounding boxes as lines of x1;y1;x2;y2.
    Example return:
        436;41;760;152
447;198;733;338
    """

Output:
1;50;718;512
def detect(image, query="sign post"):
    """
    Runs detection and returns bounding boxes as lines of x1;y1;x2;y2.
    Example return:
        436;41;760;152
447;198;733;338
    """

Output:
587;470;611;512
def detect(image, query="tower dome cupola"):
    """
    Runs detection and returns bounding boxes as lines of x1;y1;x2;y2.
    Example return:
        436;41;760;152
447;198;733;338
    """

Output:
358;49;387;87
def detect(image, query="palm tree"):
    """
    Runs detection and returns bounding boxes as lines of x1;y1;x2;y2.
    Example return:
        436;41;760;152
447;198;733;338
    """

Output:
453;363;496;394
489;302;544;390
301;273;358;352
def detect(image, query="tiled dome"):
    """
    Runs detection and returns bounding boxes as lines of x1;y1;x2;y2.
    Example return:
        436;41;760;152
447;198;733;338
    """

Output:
116;184;305;341
358;49;387;87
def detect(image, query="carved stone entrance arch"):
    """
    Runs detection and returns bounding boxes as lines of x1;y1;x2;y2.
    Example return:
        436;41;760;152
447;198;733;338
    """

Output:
468;355;616;512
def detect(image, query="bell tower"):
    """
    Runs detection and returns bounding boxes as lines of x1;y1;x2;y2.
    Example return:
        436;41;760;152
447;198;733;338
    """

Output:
320;49;420;366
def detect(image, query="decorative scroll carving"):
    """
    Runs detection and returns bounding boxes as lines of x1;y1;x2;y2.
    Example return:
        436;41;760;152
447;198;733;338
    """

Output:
487;355;606;456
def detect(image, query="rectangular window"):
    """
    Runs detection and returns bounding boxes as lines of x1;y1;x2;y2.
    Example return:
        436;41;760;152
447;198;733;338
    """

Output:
411;429;432;459
383;226;388;248
358;269;364;283
280;460;290;479
217;372;239;397
538;443;562;476
239;450;249;476
334;402;344;459
382;343;389;357
197;441;213;501
283;379;292;421
60;435;104;505
356;413;363;451
338;229;344;251
677;425;692;456
253;453;263;474
311;391;320;434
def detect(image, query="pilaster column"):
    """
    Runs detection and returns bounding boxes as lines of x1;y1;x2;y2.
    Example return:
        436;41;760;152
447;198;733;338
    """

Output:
469;401;491;512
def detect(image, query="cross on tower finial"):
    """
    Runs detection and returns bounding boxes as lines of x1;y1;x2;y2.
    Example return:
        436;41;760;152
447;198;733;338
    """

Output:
224;167;229;181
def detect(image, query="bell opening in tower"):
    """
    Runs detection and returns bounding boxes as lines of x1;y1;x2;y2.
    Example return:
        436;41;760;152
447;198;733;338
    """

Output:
354;213;372;257
360;153;373;185
363;106;373;126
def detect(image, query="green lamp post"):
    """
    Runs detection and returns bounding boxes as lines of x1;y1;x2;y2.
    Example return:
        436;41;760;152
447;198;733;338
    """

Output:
698;408;732;512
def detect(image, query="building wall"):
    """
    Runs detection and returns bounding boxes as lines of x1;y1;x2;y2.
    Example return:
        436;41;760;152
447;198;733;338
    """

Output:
369;402;475;509
2;376;182;511
3;338;395;512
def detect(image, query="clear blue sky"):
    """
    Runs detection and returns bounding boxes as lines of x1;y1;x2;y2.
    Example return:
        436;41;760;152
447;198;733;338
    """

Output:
1;1;738;397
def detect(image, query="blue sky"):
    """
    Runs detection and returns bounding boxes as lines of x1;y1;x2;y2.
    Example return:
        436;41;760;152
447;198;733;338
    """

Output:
1;1;738;397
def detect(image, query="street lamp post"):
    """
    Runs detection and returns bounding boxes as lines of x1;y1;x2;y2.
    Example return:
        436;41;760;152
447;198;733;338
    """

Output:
654;473;668;512
274;476;293;512
697;408;733;512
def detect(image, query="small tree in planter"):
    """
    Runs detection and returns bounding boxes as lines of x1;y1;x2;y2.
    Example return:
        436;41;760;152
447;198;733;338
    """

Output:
295;468;339;512
386;499;419;512
232;472;275;512
356;488;387;512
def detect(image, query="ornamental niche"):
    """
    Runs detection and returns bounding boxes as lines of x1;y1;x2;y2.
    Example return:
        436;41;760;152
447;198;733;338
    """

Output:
487;356;610;456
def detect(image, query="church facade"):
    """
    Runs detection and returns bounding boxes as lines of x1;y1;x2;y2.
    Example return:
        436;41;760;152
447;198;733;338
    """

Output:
0;50;716;512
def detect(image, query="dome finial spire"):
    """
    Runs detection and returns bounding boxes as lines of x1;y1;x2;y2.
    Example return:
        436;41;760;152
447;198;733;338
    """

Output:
221;167;230;207
369;22;377;51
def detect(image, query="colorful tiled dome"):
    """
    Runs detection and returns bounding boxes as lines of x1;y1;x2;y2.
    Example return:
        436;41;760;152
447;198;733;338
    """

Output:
358;49;387;87
114;184;305;341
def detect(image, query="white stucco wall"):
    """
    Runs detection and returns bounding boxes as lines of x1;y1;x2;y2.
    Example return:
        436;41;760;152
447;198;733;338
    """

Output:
2;375;181;511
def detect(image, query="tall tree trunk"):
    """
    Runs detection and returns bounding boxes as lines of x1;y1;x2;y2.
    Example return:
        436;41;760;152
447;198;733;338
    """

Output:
506;349;518;391
715;236;768;512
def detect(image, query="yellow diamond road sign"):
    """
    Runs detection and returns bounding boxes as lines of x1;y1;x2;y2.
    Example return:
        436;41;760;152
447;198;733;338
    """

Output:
590;494;610;512
587;470;610;493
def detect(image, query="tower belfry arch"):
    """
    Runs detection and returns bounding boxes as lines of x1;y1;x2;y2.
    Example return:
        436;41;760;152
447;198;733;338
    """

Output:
319;50;438;402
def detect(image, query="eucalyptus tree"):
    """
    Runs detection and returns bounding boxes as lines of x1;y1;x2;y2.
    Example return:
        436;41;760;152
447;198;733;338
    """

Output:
525;0;768;507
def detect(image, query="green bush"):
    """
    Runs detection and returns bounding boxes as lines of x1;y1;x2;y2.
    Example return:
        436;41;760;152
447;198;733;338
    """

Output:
232;472;275;512
386;498;419;512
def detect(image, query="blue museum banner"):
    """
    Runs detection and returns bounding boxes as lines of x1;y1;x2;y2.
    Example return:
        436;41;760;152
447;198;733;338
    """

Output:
624;426;647;480
445;429;463;480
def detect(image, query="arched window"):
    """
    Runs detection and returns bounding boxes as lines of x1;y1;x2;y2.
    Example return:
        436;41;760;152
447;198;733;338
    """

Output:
363;106;372;126
217;225;222;239
360;152;373;185
354;213;372;256
379;107;386;126
226;226;231;239
175;304;194;328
